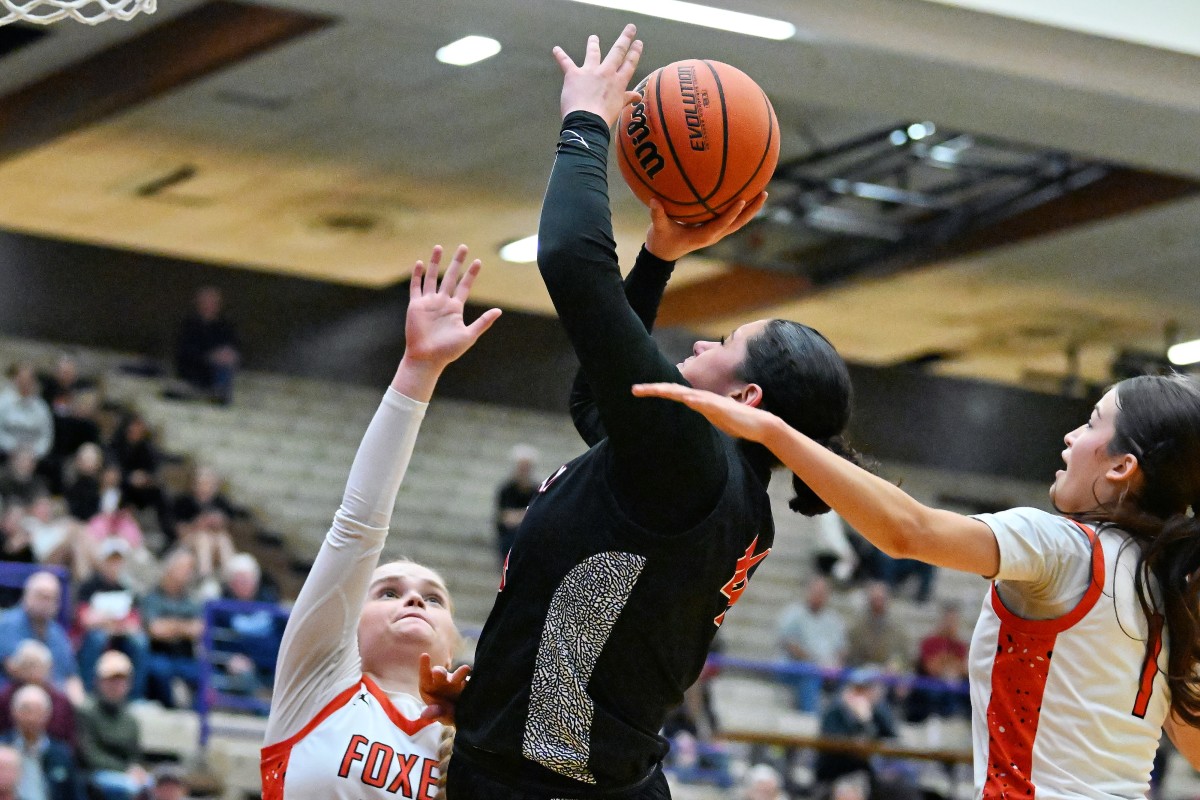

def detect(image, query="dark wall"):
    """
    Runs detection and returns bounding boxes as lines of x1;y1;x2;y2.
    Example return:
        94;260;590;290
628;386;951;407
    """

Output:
0;230;1093;483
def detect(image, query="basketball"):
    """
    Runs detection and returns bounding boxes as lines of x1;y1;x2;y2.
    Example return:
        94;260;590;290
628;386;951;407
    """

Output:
617;59;780;223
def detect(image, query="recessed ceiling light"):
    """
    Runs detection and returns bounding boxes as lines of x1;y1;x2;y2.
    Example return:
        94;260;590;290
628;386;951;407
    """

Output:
499;235;538;263
436;35;502;66
1168;339;1200;366
559;0;795;40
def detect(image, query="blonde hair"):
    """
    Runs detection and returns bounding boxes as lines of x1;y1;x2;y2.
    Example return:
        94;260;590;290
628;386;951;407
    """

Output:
434;725;455;800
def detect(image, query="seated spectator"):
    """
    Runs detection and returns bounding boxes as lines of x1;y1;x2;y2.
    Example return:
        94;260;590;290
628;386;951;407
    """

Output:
171;467;243;529
0;505;33;564
0;364;53;465
107;413;173;539
77;651;149;800
0;571;84;705
75;540;148;700
0;641;76;749
85;494;146;565
777;576;846;712
812;512;858;585
140;550;203;709
21;495;86;574
0;744;19;800
905;602;970;723
740;764;787;800
175;286;240;405
148;764;190;800
0;684;81;800
179;511;234;593
220;552;277;604
845;581;911;673
814;669;918;800
39;354;95;418
44;391;101;496
209;562;286;702
62;444;105;522
0;447;47;508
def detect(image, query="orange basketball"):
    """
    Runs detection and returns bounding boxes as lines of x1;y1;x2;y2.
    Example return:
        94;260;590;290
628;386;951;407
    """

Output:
617;59;780;223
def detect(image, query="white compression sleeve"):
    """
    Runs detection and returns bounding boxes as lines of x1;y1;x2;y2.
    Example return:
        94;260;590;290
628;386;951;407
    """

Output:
264;388;428;746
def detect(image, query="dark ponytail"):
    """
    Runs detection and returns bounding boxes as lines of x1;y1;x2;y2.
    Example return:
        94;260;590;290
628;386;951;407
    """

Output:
738;320;873;516
787;434;877;516
1080;374;1200;725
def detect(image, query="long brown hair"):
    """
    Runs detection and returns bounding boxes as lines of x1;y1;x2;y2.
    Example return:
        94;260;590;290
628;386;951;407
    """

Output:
1079;374;1200;724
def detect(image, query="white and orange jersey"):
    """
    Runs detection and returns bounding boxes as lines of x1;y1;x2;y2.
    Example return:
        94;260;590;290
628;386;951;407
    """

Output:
262;676;443;800
971;508;1169;800
261;390;447;800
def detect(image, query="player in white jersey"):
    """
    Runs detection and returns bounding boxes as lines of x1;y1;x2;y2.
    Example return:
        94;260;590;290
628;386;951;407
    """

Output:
633;373;1200;799
260;245;501;800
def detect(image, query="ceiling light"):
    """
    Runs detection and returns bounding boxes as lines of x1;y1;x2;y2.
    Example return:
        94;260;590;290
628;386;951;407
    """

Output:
436;35;502;66
499;235;538;263
560;0;795;40
1168;339;1200;366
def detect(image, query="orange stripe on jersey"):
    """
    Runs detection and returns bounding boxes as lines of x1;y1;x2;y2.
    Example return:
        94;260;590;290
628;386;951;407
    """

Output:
982;522;1103;799
362;675;437;737
1132;612;1164;718
261;681;362;800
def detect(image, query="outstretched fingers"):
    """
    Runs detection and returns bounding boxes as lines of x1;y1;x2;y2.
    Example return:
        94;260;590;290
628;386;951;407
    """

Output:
423;245;443;295
440;244;470;297
552;45;576;75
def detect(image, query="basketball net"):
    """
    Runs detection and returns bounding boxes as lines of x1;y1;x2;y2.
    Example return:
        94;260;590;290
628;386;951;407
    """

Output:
1;0;155;25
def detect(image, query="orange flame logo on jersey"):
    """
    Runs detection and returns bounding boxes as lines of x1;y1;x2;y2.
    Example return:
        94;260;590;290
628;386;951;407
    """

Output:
714;535;770;626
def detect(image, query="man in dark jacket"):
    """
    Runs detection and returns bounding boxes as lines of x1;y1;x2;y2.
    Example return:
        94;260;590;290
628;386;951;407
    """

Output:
0;683;81;800
76;651;148;800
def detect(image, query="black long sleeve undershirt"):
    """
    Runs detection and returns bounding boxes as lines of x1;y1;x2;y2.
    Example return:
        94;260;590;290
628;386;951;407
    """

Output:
568;244;675;447
539;111;725;534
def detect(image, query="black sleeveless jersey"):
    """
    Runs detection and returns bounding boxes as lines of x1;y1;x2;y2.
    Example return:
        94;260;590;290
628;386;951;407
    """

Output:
455;433;773;793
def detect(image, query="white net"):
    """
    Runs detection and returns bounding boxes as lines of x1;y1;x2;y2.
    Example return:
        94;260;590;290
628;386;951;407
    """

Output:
1;0;155;25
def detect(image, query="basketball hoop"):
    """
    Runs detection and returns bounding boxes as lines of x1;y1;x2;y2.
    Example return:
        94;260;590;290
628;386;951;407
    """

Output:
1;0;155;25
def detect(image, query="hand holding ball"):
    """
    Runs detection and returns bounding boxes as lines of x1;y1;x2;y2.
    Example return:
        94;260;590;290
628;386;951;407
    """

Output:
618;60;780;222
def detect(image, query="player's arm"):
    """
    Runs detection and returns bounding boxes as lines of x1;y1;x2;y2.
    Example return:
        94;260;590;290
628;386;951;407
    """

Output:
631;382;1002;575
569;245;678;446
265;248;499;745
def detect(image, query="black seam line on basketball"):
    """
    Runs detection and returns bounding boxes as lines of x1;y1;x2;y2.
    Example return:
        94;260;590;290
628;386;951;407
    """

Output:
621;77;704;206
700;59;730;205
714;87;778;213
655;63;719;216
665;87;777;221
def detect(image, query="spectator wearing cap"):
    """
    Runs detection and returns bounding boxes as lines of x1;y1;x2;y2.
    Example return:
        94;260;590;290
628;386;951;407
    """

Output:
149;763;190;800
0;744;19;800
77;651;147;800
0;641;76;750
0;572;83;706
75;540;149;699
0;684;81;800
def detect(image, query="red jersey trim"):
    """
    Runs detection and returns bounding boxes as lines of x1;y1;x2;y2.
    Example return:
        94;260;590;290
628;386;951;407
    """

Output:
989;520;1104;635
261;680;362;800
361;675;437;737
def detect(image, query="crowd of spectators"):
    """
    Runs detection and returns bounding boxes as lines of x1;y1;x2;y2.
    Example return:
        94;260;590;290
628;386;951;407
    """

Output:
0;350;278;800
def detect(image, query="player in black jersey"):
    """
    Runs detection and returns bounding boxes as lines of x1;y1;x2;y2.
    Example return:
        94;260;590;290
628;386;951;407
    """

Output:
446;26;869;799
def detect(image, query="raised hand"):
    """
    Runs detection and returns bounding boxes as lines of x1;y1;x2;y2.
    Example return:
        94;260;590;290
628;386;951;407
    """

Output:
644;192;768;262
552;23;643;126
631;382;780;444
417;652;471;725
404;244;501;367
